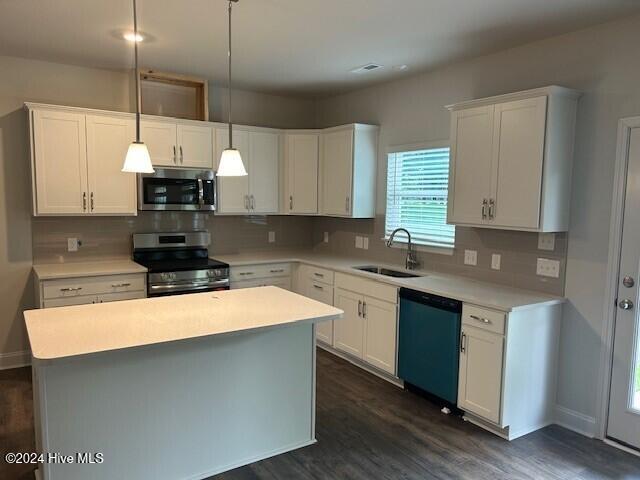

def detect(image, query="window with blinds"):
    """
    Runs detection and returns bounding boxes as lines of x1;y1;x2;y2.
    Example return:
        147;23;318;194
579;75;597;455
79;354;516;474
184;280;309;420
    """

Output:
385;146;455;249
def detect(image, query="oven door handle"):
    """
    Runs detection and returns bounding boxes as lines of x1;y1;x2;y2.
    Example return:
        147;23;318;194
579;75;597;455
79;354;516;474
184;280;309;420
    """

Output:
149;279;229;294
197;178;205;208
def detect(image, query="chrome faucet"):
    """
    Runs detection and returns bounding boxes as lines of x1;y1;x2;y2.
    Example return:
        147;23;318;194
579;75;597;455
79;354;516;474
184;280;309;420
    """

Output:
386;228;419;270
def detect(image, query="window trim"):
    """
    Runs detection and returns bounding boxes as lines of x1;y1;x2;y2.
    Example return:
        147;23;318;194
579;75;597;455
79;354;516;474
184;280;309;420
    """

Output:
384;140;455;256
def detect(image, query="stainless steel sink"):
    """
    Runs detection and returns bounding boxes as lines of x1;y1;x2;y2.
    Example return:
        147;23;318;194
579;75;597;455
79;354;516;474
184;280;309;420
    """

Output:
353;265;423;278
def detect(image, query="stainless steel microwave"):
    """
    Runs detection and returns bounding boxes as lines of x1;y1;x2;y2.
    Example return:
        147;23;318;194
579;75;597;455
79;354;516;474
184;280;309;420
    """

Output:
138;169;216;211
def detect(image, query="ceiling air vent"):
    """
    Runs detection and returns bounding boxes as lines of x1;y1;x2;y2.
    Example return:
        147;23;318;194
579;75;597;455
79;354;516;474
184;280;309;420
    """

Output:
350;63;383;74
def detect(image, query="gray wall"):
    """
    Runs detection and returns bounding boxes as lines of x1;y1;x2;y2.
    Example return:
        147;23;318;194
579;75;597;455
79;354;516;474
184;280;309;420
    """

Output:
315;14;640;431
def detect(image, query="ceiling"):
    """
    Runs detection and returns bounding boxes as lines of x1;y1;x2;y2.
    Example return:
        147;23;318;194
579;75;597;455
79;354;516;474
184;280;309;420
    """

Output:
1;0;639;97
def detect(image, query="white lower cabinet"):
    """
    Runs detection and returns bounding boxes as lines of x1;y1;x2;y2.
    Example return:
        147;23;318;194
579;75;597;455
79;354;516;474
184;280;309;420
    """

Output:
304;280;334;344
229;263;292;291
333;288;365;358
362;297;398;374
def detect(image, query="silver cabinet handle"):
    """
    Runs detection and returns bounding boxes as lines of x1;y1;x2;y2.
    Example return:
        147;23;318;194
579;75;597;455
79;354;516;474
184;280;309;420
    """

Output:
111;282;131;288
270;269;285;273
173;145;177;164
313;272;324;278
313;284;324;291
90;192;94;211
345;196;350;213
619;299;634;310
357;300;362;317
460;331;466;353
82;192;87;211
239;272;255;276
469;314;492;324
60;287;82;292
179;145;184;164
289;195;293;211
362;300;367;318
488;198;495;219
482;199;488;219
251;195;255;210
244;195;249;210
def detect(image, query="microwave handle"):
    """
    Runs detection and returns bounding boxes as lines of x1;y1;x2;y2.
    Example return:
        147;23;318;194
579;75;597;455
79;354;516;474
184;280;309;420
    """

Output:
197;178;205;207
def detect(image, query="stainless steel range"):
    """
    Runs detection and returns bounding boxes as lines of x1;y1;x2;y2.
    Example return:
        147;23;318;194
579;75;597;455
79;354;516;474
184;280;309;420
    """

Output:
133;232;229;297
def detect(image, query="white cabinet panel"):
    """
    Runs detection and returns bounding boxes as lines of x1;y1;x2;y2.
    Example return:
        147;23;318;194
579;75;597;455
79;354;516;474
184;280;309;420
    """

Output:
362;297;397;374
32;109;88;215
249;131;280;214
333;288;364;358
304;280;334;345
458;325;504;424
177;124;213;169
86;115;137;215
491;97;547;229
140;120;177;167
322;129;353;215
286;133;319;214
447;106;494;225
215;128;250;213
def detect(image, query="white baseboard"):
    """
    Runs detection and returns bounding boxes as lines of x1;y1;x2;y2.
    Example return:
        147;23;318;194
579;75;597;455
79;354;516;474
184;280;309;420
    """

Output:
555;404;597;438
0;350;31;370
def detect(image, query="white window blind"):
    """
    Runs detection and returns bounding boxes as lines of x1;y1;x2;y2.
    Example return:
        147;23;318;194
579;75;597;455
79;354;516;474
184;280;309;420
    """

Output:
385;147;455;249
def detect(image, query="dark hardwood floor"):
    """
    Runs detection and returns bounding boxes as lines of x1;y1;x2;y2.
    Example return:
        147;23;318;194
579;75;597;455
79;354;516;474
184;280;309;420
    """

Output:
1;349;639;480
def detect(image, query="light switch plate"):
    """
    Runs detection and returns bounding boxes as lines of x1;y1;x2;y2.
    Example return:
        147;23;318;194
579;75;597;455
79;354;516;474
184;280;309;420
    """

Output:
268;231;276;243
355;236;364;249
538;233;555;251
323;232;329;243
464;250;477;266
363;237;369;250
67;238;79;252
536;258;560;278
491;254;501;270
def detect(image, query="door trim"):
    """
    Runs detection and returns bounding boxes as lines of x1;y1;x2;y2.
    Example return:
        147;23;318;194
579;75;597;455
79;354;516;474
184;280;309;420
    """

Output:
600;116;640;439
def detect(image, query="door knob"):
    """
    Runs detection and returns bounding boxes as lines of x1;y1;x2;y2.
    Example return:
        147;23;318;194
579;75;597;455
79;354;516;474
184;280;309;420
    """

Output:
618;299;634;310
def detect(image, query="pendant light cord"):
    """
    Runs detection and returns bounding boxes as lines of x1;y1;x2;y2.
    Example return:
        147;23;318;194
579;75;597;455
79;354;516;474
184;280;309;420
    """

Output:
227;0;234;149
133;0;141;142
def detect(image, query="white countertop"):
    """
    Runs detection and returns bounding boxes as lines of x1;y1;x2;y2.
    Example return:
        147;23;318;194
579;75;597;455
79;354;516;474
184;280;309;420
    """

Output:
33;259;147;280
24;286;342;361
214;251;564;313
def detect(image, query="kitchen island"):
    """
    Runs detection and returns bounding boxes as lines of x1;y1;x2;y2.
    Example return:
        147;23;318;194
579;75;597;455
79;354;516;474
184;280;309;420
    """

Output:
24;286;342;480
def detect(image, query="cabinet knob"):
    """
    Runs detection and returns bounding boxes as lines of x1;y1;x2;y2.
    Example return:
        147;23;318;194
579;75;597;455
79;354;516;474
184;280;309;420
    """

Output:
618;299;634;310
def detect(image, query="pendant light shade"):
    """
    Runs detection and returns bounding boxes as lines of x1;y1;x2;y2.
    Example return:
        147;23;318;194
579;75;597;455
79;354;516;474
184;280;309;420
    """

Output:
217;0;247;177
122;0;154;174
122;141;154;173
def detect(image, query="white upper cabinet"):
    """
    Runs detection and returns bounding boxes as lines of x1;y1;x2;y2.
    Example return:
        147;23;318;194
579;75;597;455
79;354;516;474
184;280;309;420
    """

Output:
141;118;213;169
249;131;280;214
447;86;580;232
321;124;378;218
285;132;319;214
29;106;136;216
86;115;137;215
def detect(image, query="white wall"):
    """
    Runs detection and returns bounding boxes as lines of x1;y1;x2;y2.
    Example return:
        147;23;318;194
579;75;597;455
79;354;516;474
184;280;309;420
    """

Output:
316;14;640;432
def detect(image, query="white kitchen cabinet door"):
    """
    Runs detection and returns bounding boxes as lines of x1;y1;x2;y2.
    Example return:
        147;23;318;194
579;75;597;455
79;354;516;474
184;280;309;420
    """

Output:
333;288;364;358
322;129;353;216
86;115;137;215
140;120;177;167
176;124;214;169
491;97;547;229
304;280;334;345
287;133;319;214
43;295;98;308
215;128;250;213
362;297;397;374
448;105;494;225
249;131;280;214
96;291;146;303
458;325;504;424
32;109;88;215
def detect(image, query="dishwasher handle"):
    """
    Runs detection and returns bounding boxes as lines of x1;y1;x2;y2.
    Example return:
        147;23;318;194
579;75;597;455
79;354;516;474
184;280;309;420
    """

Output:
399;287;461;313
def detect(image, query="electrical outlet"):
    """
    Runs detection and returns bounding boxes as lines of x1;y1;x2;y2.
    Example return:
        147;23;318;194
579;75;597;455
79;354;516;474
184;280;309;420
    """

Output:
536;258;560;278
323;232;329;243
268;231;276;243
67;238;79;252
491;254;501;270
464;250;477;266
538;233;556;251
355;236;364;249
363;237;369;250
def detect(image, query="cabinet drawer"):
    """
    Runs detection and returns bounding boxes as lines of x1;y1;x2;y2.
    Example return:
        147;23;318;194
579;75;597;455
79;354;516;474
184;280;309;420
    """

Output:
43;295;98;308
98;291;146;303
462;304;506;335
231;276;292;291
42;274;146;300
300;264;334;285
230;263;291;281
335;272;397;304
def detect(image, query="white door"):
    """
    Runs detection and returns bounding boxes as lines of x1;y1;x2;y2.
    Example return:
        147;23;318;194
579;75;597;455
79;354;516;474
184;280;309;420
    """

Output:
249;132;280;214
304;280;334;345
140;120;177;167
86;115;137;215
176;124;213;169
448;106;494;225
322;129;353;216
287;134;319;214
363;296;397;374
333;288;364;358
215;128;250;214
607;126;640;450
491;97;547;229
32;109;88;215
458;325;504;424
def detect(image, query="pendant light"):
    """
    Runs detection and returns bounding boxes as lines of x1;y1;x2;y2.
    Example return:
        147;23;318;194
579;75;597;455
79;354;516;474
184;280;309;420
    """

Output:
217;0;247;177
122;0;154;173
